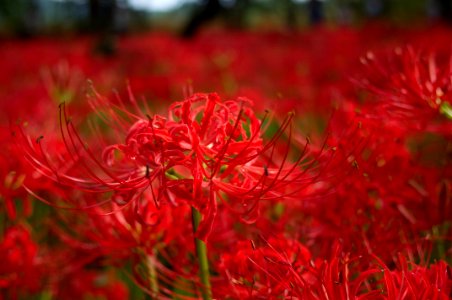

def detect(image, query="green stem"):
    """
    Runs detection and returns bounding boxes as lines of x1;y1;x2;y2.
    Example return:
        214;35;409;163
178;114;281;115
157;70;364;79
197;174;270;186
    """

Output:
147;252;159;299
191;207;212;300
432;225;445;260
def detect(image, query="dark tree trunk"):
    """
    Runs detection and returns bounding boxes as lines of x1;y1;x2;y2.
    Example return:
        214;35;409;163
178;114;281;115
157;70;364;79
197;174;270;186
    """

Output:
308;0;323;25
436;0;452;22
182;0;223;38
89;0;117;55
284;0;297;29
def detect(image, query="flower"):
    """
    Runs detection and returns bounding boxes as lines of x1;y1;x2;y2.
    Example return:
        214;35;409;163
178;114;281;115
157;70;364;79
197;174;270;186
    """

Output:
219;236;452;299
357;47;452;132
0;226;42;298
218;236;311;298
16;91;325;241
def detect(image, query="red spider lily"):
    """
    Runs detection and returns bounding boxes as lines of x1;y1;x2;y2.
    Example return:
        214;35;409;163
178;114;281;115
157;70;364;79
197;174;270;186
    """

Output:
217;238;378;299
375;253;452;300
298;245;452;299
15;90;329;241
217;236;311;299
356;46;452;132
273;97;451;261
218;237;452;299
0;226;42;299
49;196;193;260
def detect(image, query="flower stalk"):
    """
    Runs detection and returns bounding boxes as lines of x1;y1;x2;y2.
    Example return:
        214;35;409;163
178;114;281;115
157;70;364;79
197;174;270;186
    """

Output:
191;206;212;300
147;252;159;299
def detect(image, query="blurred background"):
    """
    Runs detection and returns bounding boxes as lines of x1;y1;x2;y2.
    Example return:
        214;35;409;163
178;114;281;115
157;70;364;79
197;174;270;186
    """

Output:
1;0;452;120
0;0;451;38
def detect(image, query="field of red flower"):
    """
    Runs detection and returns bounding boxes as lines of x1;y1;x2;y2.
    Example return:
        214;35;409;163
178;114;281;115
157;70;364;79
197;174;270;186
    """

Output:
0;23;451;299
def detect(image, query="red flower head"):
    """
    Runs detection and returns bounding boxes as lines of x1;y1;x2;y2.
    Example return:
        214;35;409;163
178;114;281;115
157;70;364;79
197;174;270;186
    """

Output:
357;46;452;133
0;226;42;298
101;92;270;240
16;90;324;241
218;236;311;299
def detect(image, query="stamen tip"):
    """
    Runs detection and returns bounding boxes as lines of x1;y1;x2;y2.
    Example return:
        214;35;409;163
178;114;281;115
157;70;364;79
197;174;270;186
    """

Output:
36;135;44;144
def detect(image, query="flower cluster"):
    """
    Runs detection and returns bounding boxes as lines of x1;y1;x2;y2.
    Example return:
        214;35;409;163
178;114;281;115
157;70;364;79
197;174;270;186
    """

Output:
1;25;451;299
